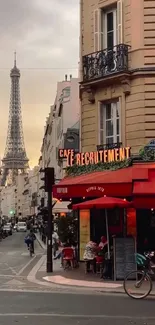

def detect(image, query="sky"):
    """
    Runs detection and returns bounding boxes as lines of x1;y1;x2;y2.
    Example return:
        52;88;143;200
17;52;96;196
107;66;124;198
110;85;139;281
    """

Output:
0;0;79;167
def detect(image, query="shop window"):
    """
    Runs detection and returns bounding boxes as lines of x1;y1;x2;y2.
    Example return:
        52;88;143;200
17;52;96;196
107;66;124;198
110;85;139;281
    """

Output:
99;101;120;145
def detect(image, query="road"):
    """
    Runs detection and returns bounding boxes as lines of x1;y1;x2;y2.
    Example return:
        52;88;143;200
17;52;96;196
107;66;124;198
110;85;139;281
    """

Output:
0;291;154;324
0;232;155;324
0;231;43;288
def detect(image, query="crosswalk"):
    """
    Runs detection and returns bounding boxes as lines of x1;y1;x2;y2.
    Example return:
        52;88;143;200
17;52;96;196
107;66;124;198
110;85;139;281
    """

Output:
0;251;42;257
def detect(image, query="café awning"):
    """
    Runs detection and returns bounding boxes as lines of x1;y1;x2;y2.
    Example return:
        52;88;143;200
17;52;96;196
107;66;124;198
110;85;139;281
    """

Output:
53;166;134;199
53;201;71;213
133;168;155;208
53;162;154;200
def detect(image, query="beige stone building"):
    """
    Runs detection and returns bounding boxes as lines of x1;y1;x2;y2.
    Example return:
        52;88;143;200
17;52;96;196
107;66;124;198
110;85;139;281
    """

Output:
80;0;155;154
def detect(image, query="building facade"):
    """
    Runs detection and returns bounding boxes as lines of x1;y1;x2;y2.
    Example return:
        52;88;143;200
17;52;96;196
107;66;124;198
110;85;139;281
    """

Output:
41;75;80;181
1;173;26;219
22;167;39;218
80;0;155;155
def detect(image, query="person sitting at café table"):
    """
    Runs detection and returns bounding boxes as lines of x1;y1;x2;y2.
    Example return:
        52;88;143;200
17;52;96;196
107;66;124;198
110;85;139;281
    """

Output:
99;236;108;250
83;240;98;273
95;236;108;271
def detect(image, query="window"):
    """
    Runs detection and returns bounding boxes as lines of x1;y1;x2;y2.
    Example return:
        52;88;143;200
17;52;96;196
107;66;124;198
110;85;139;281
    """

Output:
99;101;120;145
63;87;70;98
93;0;123;52
104;9;117;49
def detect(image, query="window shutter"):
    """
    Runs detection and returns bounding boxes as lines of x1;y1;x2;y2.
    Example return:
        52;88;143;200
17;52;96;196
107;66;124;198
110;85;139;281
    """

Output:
94;9;100;51
94;9;103;51
117;0;123;44
99;10;104;50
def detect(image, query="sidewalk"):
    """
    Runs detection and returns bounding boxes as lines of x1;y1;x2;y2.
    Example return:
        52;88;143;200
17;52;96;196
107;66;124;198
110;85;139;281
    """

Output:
36;233;47;250
34;259;155;295
35;235;155;295
35;257;124;291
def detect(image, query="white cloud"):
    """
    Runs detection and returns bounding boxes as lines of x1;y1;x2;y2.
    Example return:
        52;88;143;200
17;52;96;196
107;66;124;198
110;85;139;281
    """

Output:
0;0;79;165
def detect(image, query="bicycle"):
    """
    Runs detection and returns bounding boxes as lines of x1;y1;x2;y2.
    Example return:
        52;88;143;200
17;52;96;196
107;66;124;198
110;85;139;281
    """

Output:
124;252;155;299
29;242;34;257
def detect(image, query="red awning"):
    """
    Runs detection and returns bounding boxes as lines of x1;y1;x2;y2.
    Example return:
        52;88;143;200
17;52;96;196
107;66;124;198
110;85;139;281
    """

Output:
53;162;155;200
133;166;155;208
133;181;155;195
73;197;132;210
133;196;155;209
53;167;133;199
133;168;155;195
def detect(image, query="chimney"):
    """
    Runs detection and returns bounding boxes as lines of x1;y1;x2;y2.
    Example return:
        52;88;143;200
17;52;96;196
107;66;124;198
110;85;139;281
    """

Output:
70;74;72;80
65;74;67;81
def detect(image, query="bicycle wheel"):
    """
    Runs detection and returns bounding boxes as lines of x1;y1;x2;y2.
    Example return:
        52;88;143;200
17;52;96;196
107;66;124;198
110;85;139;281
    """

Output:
29;244;33;257
124;270;152;299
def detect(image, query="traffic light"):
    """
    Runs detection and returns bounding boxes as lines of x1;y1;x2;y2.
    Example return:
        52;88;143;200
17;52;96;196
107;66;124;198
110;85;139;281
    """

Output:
44;167;55;192
40;167;55;192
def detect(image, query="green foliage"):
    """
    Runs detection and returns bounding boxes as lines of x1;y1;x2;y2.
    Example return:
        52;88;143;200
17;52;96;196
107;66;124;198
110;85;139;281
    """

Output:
66;158;132;177
55;212;78;245
139;147;155;161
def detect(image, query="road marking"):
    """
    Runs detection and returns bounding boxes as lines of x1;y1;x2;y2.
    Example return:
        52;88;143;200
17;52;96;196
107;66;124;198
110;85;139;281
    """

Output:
0;274;27;278
27;255;46;280
17;255;36;276
4;279;25;286
8;266;18;275
0;313;153;319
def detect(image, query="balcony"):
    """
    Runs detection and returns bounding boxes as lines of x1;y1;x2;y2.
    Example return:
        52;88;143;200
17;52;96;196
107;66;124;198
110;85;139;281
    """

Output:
82;44;130;84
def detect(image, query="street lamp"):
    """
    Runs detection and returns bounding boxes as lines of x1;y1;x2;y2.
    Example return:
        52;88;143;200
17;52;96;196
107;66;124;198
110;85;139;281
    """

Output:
64;130;80;153
66;131;79;143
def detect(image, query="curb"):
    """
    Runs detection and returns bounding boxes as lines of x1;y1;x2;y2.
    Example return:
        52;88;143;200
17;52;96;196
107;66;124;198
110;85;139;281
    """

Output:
27;255;155;296
36;234;47;250
41;277;155;296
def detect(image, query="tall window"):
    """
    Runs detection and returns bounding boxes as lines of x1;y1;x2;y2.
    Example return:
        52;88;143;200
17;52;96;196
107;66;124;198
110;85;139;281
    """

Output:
99;101;120;145
103;9;117;49
93;0;123;52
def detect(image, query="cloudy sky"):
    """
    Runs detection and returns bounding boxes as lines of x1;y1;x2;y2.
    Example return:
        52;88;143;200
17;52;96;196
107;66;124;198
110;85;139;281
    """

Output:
0;0;79;167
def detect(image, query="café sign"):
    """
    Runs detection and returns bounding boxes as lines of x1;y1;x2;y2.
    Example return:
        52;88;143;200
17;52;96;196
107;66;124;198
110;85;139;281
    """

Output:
59;147;131;167
86;186;104;193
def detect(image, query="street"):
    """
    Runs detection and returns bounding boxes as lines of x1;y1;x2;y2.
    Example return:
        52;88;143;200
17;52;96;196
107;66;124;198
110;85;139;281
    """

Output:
0;232;155;324
0;231;43;288
0;291;154;325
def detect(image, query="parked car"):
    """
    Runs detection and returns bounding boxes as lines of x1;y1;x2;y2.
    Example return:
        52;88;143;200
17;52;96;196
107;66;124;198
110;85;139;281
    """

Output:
17;222;27;232
3;223;12;236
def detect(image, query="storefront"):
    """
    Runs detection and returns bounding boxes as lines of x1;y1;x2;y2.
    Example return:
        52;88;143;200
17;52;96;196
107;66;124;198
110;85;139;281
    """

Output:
53;147;155;277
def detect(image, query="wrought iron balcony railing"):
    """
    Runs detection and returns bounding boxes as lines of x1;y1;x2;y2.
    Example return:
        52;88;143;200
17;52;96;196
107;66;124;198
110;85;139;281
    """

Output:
83;44;130;82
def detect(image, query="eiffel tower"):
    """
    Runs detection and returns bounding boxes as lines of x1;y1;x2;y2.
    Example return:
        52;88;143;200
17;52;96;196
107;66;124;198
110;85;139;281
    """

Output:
1;53;29;186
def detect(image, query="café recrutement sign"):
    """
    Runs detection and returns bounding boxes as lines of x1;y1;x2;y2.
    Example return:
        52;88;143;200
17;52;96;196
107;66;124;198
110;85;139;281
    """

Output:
58;147;131;167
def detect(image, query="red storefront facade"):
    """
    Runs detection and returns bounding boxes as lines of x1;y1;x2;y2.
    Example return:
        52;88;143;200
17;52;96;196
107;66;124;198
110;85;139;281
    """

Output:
53;161;155;263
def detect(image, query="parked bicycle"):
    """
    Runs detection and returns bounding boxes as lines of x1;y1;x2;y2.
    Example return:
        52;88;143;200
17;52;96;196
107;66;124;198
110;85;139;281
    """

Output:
124;252;155;299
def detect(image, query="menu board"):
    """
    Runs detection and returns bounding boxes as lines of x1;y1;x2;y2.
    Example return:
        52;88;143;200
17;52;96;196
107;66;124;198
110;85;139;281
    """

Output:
79;210;90;261
114;237;137;280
